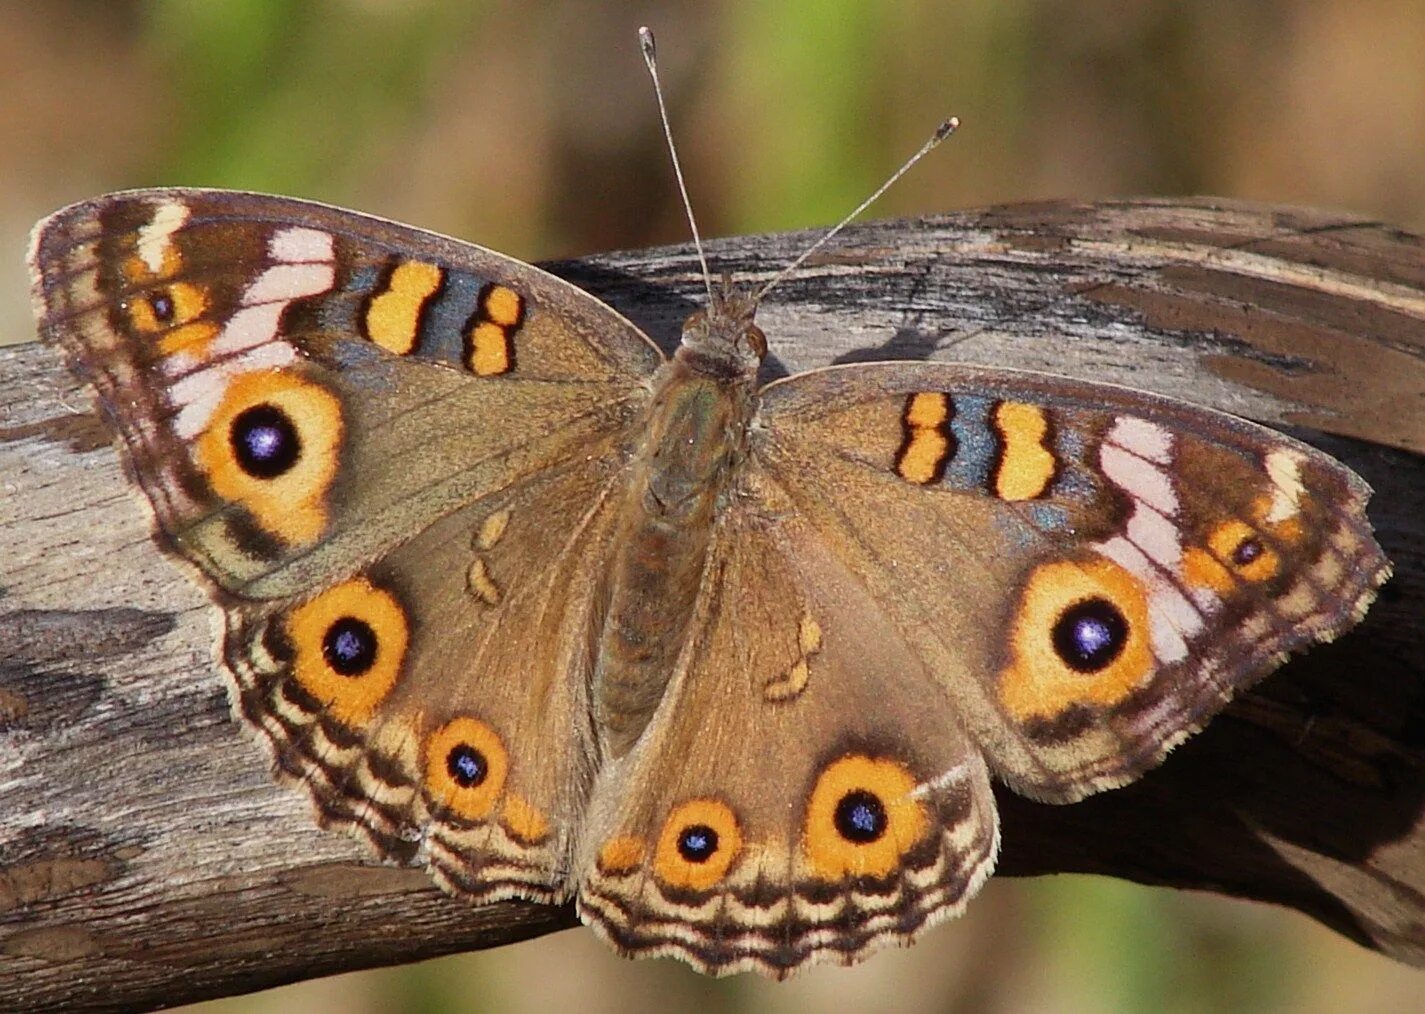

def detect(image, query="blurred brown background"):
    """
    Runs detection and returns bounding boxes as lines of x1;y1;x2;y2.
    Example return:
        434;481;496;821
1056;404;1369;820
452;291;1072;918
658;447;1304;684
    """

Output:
4;1;1422;1010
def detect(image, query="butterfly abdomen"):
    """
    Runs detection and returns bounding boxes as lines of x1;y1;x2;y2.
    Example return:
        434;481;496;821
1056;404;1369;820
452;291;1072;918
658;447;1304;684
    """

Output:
595;361;757;757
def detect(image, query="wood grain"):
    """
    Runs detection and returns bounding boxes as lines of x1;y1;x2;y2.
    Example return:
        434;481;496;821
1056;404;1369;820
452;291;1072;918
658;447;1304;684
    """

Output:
3;198;1423;1010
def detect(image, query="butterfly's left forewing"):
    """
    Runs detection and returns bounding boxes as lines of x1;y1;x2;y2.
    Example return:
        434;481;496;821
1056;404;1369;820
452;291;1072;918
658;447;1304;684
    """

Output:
750;362;1389;803
29;188;664;599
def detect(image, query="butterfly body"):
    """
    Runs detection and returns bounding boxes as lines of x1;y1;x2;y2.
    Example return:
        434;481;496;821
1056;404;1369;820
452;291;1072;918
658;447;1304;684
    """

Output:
29;188;1389;977
598;292;765;755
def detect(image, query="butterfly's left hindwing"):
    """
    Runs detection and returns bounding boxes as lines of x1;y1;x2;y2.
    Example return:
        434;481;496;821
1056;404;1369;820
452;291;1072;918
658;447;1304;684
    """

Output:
752;362;1389;803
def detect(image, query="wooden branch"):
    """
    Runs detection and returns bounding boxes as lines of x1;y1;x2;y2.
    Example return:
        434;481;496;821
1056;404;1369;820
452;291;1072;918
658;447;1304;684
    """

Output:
3;199;1424;1010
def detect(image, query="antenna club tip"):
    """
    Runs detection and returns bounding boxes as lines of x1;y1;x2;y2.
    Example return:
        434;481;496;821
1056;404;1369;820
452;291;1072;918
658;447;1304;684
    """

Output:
638;26;656;55
935;116;961;141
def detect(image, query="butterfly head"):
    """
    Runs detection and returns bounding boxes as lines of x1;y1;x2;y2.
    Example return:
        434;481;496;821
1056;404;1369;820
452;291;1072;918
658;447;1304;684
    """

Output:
677;280;767;378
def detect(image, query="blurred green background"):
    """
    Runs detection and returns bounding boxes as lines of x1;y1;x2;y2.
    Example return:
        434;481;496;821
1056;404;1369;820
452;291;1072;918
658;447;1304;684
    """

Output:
4;1;1422;1010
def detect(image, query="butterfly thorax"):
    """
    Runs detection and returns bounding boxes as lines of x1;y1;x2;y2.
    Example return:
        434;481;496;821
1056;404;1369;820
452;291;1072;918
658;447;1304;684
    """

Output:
594;293;766;758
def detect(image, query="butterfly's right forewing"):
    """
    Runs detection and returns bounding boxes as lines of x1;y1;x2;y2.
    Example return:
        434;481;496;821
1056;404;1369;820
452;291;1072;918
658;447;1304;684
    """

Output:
751;361;1387;804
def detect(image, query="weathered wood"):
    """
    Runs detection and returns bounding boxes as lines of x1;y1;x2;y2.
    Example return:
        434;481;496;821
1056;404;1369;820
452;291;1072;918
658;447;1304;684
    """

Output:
2;199;1423;1010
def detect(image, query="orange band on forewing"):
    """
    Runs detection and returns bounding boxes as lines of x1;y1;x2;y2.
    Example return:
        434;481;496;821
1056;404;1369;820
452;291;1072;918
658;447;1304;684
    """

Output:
895;392;952;484
482;284;523;327
365;260;444;354
468;321;512;376
992;401;1055;501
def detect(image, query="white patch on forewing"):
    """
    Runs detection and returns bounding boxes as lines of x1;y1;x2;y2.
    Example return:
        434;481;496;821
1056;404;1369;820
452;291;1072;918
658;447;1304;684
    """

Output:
1108;416;1173;464
137;202;191;274
1100;441;1178;516
207;232;335;357
1091;417;1218;667
211;304;286;358
162;226;336;439
1265;449;1306;523
1125;502;1183;571
1096;535;1195;664
241;262;337;307
270;226;335;263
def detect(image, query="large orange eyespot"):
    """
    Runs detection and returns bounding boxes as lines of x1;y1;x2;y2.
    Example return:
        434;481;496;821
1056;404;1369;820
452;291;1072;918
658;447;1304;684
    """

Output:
998;558;1153;722
652;799;743;890
195;370;343;545
285;577;408;726
802;754;928;881
424;717;508;822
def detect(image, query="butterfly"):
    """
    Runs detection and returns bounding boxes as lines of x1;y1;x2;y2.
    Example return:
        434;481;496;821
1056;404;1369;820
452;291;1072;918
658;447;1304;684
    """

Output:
27;185;1389;978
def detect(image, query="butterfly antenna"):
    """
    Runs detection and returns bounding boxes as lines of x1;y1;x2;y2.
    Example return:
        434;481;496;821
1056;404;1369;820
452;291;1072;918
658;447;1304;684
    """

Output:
639;26;715;304
753;116;960;303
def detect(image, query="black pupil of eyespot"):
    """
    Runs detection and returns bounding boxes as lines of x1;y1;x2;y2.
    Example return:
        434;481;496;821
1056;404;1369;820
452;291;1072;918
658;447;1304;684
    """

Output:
834;789;887;844
321;617;376;676
447;744;487;788
1052;597;1128;673
231;403;300;478
1233;538;1263;565
150;291;175;323
677;824;719;862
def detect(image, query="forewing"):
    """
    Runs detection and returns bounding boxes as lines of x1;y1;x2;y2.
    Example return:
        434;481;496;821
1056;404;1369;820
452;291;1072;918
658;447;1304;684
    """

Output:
28;188;663;599
751;362;1388;803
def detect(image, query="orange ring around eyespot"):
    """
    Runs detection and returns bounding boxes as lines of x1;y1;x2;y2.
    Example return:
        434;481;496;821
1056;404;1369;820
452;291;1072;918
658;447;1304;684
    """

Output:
802;754;928;881
194;370;343;545
424;717;509;822
652;799;743;890
285;577;408;727
1209;518;1281;584
997;557;1153;722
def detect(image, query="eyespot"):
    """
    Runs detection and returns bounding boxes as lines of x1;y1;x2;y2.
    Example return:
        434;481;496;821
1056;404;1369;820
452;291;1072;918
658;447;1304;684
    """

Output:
1232;537;1264;565
231;403;301;479
803;754;928;881
1185;518;1283;594
998;558;1153;722
195;370;343;545
285;578;408;726
149;290;176;324
321;616;377;676
833;789;888;844
425;717;508;822
653;799;742;890
1050;597;1129;673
